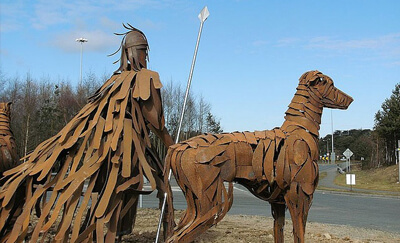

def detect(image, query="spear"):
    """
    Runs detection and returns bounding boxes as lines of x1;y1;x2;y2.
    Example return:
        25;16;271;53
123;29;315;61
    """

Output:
155;6;210;242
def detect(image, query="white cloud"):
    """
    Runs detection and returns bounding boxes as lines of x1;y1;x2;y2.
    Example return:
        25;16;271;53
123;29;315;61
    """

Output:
29;0;165;30
1;0;176;38
100;17;121;32
0;1;28;32
306;33;400;51
273;33;400;54
0;49;9;57
271;34;400;64
50;29;120;53
18;0;168;54
384;61;400;67
30;0;104;30
276;37;301;47
252;40;269;47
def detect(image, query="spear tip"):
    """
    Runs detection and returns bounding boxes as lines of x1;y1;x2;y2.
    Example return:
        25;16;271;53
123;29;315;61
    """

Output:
198;6;210;23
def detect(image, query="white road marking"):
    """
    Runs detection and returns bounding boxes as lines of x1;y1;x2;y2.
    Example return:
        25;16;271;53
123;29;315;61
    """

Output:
143;186;182;192
144;184;253;194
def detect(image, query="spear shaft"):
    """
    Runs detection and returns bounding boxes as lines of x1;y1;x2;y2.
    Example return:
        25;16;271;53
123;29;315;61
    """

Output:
155;6;209;242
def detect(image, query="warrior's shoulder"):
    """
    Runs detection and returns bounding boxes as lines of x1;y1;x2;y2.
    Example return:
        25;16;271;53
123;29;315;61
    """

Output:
131;69;163;100
136;69;162;89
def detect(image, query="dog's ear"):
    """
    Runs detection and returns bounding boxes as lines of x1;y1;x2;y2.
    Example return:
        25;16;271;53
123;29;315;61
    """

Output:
309;78;318;86
300;70;322;85
309;77;324;86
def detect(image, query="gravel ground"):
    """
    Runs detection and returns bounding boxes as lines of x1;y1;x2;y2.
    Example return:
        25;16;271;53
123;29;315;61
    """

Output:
120;208;400;243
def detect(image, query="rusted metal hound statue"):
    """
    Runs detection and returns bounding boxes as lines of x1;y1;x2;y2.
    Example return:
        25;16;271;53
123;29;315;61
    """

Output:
0;102;19;181
165;71;353;243
0;25;174;242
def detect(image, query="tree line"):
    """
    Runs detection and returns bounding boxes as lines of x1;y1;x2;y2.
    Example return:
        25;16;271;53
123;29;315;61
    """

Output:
4;69;397;169
0;70;222;159
319;129;375;168
319;82;400;169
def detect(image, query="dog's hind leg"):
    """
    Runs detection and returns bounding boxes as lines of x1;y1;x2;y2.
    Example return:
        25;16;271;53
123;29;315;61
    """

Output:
284;182;312;243
166;187;214;243
165;188;198;243
167;179;233;243
271;202;286;243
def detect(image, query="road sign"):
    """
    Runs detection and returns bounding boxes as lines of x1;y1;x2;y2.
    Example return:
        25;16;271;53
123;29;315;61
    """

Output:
346;173;356;191
346;174;356;185
343;148;353;159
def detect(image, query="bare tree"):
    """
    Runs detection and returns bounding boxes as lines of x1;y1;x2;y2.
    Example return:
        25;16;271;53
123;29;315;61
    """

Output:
21;73;39;157
161;80;222;139
0;71;221;159
196;94;211;133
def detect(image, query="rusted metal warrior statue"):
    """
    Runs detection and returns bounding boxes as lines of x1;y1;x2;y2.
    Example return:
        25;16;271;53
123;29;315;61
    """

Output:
0;102;19;181
165;71;353;243
0;25;174;242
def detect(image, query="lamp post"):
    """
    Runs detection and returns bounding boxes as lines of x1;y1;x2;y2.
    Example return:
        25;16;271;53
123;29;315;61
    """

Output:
76;37;88;84
331;110;335;164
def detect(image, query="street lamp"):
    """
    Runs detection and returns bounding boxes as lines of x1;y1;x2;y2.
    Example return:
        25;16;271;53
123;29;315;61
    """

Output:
76;37;88;84
330;110;335;164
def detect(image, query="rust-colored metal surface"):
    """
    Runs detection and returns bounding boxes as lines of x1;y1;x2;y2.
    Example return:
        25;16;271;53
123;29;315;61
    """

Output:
0;102;19;181
165;71;353;243
0;26;174;242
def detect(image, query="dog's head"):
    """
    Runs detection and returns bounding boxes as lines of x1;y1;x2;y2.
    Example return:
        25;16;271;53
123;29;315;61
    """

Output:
299;71;353;109
0;102;12;117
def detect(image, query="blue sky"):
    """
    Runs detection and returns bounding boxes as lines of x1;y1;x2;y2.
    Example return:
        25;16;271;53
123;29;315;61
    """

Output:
1;0;400;137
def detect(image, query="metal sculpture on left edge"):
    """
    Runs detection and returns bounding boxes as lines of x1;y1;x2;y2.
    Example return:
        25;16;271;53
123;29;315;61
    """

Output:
0;102;20;183
0;24;175;242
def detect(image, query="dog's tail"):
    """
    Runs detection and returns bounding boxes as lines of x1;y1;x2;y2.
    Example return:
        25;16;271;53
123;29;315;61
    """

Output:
163;143;181;186
162;147;176;238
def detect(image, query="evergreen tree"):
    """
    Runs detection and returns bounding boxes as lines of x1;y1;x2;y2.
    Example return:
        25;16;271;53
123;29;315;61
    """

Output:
206;112;222;134
374;83;400;165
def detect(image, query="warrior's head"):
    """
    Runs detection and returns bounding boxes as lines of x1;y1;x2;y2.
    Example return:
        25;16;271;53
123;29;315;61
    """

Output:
110;24;149;73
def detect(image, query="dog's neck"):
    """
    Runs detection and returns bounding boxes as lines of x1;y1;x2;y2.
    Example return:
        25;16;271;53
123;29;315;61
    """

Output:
281;84;323;139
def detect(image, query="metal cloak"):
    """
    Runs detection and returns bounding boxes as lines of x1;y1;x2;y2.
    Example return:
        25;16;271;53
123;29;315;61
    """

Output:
0;69;172;242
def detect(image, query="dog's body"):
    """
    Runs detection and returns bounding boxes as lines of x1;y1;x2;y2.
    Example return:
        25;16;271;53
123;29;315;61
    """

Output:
0;102;19;179
165;71;353;243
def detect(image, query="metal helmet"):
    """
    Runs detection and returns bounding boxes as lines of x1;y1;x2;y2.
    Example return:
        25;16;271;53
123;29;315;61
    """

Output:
110;24;149;73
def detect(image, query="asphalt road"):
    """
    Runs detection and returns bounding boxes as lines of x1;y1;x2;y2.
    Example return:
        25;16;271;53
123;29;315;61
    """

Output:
142;182;400;234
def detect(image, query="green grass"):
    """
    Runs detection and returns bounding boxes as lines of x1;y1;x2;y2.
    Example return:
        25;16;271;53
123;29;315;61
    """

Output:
334;165;400;192
319;171;327;181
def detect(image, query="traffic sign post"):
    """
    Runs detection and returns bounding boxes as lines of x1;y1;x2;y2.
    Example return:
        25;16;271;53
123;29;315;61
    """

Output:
346;174;356;191
343;148;353;172
343;148;355;190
